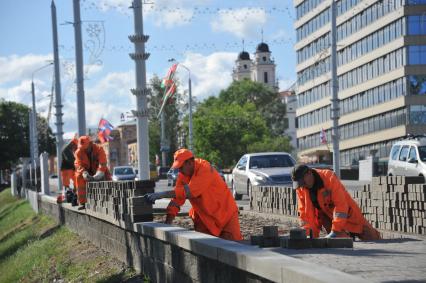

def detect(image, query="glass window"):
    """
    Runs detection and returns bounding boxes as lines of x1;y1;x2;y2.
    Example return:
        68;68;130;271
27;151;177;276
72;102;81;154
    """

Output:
399;145;410;161
408;146;418;161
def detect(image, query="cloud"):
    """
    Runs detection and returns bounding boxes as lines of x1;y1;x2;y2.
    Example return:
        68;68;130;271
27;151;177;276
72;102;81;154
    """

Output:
0;54;53;85
92;0;210;28
176;51;237;101
211;8;267;39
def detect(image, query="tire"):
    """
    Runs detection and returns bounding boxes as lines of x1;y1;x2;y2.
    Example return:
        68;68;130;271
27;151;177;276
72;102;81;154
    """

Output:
232;181;242;200
247;181;253;199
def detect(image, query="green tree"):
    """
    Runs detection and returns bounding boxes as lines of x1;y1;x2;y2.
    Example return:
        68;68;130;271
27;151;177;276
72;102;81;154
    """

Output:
0;99;56;169
218;79;288;135
147;76;181;164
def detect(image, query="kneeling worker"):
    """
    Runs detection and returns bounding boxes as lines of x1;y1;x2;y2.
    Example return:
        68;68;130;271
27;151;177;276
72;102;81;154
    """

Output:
292;164;381;240
145;148;243;241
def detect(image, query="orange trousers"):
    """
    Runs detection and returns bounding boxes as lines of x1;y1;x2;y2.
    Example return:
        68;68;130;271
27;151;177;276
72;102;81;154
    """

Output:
193;211;243;241
319;212;381;240
61;169;75;189
74;173;87;205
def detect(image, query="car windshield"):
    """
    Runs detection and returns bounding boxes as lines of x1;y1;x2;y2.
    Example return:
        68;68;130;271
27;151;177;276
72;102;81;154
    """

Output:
419;146;426;162
114;167;134;175
249;155;295;169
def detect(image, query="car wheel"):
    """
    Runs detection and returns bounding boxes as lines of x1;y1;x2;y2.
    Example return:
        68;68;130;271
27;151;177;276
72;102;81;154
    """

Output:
247;181;253;199
232;181;242;200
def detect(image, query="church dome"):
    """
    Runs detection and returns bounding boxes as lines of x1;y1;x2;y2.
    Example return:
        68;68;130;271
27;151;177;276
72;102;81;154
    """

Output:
238;51;251;60
256;42;270;53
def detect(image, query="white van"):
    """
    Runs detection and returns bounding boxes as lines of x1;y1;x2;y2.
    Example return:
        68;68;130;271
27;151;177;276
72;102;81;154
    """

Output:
387;136;426;181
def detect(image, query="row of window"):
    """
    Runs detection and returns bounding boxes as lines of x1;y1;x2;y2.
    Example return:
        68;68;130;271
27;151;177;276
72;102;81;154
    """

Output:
340;139;397;167
298;108;407;151
336;0;404;42
338;18;405;66
408;45;426;65
297;81;330;108
338;47;405;91
297;56;330;85
298;14;426;68
298;77;407;129
297;7;330;42
296;0;403;42
296;0;361;22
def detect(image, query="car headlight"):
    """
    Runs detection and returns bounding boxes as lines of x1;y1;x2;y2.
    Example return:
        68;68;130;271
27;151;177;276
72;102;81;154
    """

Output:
112;176;118;181
252;174;268;185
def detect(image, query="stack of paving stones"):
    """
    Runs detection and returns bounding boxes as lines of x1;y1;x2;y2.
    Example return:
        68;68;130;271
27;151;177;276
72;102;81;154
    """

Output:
86;180;154;224
250;226;353;249
250;186;297;216
350;176;426;235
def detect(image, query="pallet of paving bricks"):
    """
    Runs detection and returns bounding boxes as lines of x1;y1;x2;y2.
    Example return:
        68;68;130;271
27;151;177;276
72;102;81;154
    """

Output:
351;176;426;235
250;186;298;217
86;180;155;224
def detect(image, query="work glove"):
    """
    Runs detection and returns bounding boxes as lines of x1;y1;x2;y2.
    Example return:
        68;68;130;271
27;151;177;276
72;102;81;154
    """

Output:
143;192;167;204
325;231;350;238
93;170;105;181
82;171;93;181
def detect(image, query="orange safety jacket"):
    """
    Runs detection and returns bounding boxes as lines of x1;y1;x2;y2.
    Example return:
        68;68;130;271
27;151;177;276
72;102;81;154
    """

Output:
74;143;111;178
297;169;366;238
166;158;238;237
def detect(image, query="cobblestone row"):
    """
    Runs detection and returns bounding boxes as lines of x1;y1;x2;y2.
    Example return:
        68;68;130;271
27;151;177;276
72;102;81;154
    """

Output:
154;213;295;240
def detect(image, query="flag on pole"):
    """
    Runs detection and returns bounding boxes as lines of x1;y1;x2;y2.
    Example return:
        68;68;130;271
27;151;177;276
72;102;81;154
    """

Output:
320;128;327;144
98;118;114;143
157;63;179;118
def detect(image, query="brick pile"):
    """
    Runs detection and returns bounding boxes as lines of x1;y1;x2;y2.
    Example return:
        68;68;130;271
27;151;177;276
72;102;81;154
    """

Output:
86;180;154;224
350;176;426;235
250;186;297;217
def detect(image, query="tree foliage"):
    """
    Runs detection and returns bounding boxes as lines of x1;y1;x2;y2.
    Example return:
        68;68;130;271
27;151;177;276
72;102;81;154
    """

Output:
0;99;56;169
191;80;292;168
147;76;181;164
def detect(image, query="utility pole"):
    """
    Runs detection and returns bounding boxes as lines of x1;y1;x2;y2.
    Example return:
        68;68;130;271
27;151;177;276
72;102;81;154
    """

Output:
73;0;86;136
330;0;340;177
160;111;168;167
130;0;150;180
51;0;64;192
29;110;34;166
188;76;193;153
30;81;39;168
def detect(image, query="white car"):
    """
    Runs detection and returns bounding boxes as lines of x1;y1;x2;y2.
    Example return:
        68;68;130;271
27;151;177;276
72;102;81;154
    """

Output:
387;135;426;181
231;152;296;200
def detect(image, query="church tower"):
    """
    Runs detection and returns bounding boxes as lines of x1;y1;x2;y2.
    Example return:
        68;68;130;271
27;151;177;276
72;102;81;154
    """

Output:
251;42;277;89
232;51;252;81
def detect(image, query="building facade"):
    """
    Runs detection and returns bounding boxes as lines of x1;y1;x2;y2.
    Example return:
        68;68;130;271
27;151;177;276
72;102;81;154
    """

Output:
233;43;278;90
294;0;426;167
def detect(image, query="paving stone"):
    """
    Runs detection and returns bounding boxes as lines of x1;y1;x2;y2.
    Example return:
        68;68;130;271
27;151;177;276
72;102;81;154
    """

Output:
326;238;353;248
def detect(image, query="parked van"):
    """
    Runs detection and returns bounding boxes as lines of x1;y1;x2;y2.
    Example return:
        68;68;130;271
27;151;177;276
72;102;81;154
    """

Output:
387;135;426;181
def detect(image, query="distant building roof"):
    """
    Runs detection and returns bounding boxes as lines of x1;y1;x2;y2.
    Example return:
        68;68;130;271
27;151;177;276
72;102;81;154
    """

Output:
238;51;251;60
117;119;137;127
256;42;270;53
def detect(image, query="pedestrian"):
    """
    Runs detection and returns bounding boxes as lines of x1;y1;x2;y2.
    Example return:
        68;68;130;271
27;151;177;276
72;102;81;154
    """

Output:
74;135;111;210
60;135;78;205
145;148;243;241
291;164;381;240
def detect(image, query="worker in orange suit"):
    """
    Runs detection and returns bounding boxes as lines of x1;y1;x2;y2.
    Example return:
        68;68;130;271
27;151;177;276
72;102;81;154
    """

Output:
292;164;381;240
60;136;78;204
144;148;243;241
74;136;111;210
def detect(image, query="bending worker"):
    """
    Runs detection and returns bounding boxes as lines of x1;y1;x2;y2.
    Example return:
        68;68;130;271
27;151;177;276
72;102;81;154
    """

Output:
60;135;78;204
145;148;243;241
74;136;111;210
292;164;381;240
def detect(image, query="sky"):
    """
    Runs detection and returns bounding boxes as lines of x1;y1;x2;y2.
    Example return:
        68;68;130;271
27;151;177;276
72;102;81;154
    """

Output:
0;0;296;138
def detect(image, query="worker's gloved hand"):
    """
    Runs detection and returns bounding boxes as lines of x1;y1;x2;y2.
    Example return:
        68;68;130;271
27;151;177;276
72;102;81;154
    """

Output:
143;192;167;204
82;171;93;181
325;231;349;238
93;171;105;181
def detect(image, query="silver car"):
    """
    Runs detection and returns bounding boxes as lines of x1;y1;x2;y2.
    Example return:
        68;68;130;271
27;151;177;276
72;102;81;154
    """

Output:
112;166;136;181
231;152;296;200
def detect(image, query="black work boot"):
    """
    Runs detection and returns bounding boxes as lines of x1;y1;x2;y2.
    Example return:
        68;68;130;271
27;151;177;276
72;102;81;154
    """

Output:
78;204;86;210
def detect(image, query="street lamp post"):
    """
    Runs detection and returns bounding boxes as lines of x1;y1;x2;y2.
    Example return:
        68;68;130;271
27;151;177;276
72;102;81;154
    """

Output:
31;63;53;168
168;59;193;153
